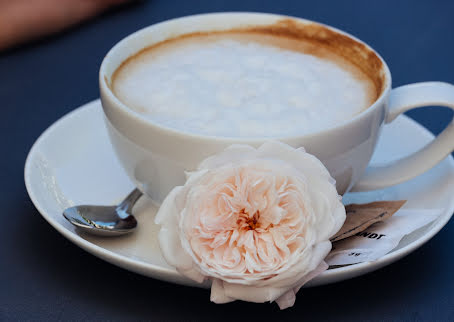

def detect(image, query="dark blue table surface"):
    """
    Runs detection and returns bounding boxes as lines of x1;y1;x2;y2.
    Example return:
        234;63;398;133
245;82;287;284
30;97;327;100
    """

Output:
1;1;453;321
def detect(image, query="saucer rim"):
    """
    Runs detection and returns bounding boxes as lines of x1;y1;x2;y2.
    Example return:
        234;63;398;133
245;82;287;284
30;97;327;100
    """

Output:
24;99;454;287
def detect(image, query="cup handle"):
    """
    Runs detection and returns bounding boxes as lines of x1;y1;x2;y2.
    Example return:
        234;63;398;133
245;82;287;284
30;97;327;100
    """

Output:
351;81;454;192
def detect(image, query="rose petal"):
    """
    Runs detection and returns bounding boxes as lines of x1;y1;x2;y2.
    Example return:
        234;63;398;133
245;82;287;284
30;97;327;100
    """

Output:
275;261;328;309
274;289;296;310
261;241;331;287
220;282;288;303
257;141;331;180
155;187;190;267
210;279;235;304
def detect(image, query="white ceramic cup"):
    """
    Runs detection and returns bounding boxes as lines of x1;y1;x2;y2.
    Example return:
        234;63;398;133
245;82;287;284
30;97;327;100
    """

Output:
99;12;454;204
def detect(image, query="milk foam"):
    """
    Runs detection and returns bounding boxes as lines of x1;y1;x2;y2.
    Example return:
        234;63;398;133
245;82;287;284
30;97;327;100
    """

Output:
113;34;376;137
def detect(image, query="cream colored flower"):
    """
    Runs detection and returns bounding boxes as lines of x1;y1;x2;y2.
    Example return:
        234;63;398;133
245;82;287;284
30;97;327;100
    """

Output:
155;141;345;309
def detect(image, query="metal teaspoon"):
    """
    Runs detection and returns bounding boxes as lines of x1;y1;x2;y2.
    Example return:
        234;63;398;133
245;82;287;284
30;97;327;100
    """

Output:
62;188;143;236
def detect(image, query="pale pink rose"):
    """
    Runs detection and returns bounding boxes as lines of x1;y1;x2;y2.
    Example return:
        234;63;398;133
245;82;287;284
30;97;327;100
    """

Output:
155;141;345;309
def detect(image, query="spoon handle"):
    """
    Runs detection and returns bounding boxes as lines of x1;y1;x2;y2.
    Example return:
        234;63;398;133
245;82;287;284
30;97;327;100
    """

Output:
117;188;143;213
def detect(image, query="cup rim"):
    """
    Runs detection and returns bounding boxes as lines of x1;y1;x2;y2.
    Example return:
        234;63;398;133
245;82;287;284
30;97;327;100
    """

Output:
99;12;392;143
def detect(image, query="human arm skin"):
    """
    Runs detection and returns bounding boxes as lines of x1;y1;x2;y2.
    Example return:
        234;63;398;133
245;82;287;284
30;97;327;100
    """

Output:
0;0;130;51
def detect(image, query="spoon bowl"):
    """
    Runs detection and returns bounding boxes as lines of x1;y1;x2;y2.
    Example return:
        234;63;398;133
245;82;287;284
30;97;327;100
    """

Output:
63;188;143;236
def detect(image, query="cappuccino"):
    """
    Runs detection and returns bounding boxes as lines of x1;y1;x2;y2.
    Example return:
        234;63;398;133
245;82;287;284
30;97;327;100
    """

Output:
112;32;377;137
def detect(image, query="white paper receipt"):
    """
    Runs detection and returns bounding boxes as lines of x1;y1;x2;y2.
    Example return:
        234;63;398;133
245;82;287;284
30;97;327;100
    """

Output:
326;209;443;266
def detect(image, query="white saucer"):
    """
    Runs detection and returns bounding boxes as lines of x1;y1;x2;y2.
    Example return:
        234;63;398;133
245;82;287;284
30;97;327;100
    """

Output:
24;100;454;288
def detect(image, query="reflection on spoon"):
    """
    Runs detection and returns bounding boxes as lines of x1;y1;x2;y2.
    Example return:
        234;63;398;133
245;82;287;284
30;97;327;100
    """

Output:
63;188;143;236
